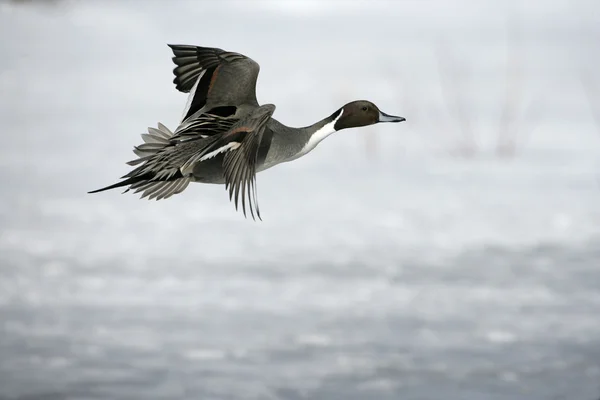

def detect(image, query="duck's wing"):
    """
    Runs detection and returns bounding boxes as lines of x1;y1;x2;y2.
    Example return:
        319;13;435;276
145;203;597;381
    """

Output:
168;44;261;122
221;104;276;221
174;104;275;220
169;112;238;142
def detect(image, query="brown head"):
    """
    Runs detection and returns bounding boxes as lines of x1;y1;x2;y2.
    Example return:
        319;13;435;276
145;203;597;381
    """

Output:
333;100;405;131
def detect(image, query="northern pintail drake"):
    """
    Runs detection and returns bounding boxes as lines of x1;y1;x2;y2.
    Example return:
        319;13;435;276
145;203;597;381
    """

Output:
90;44;406;219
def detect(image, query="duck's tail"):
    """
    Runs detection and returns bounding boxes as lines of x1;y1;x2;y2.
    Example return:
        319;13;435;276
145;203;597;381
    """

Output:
88;123;193;200
88;171;191;201
87;175;148;194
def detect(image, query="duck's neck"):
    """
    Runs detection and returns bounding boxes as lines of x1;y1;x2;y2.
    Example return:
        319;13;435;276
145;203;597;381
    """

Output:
296;107;344;156
261;107;344;170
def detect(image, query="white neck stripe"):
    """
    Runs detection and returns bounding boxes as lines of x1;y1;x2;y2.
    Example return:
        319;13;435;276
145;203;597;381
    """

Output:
296;108;343;158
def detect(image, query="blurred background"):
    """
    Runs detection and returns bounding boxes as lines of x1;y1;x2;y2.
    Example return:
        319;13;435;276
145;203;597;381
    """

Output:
1;0;599;399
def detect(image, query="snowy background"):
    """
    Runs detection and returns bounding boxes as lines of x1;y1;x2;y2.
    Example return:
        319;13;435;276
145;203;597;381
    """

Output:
1;0;599;399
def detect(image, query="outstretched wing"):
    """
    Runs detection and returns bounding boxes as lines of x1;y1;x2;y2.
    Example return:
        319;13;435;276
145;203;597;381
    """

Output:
168;44;261;122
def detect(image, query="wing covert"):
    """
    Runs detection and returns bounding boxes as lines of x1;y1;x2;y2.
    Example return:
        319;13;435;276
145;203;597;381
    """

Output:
168;44;261;122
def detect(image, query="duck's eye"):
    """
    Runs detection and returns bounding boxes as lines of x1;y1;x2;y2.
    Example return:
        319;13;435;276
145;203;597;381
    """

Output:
362;106;368;111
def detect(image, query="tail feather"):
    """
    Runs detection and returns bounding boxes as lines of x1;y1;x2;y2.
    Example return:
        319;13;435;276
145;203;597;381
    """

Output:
149;123;172;139
126;156;151;166
88;175;150;194
89;172;191;201
89;122;195;200
129;177;191;201
131;123;174;158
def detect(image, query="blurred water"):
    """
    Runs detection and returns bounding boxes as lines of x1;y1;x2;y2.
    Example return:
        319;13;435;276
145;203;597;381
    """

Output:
1;1;600;399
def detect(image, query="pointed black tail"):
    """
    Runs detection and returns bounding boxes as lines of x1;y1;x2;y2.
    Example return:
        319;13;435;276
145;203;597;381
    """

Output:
88;175;148;194
88;170;191;201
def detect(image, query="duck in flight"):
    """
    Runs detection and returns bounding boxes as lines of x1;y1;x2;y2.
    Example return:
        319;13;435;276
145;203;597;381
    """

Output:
89;44;406;220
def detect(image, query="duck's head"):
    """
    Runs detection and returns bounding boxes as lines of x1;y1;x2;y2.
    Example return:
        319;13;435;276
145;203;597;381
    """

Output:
334;100;405;131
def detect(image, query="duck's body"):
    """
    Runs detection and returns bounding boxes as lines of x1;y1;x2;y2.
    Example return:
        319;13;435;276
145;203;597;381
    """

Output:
90;44;405;219
189;113;340;184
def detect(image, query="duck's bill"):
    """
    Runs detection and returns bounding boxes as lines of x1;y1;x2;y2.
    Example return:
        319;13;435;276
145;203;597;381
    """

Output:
379;111;406;123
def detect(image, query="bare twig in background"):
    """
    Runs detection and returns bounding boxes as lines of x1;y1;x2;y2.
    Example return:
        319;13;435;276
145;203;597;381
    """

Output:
435;41;477;157
513;92;543;153
364;128;378;160
395;70;420;151
580;71;600;134
580;71;600;189
496;18;524;158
